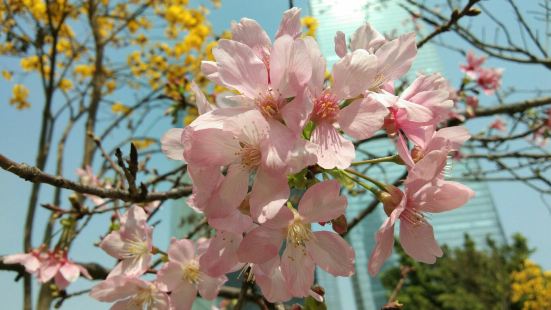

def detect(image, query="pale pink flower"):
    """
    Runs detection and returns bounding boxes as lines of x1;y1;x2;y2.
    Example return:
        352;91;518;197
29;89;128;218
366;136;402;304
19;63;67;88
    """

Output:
237;180;355;297
157;238;227;310
334;24;417;92
303;37;387;169
99;206;153;278
2;249;43;274
374;73;456;166
411;126;471;163
203;20;312;133
90;276;171;310
489;117;507;132
4;249;90;289
183;109;304;223
38;251;92;289
368;150;475;275
460;51;486;78
477;67;503;95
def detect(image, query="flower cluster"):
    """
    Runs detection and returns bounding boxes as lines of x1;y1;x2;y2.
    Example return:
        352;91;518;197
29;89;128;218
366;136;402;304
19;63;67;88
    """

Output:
157;7;475;303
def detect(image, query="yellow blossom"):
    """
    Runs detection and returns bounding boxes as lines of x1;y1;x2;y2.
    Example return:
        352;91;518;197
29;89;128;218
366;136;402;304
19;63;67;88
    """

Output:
21;56;41;72
111;102;132;115
511;260;551;310
9;84;31;110
2;70;12;81
184;107;199;126
59;79;73;92
301;16;318;37
105;80;117;94
74;64;94;78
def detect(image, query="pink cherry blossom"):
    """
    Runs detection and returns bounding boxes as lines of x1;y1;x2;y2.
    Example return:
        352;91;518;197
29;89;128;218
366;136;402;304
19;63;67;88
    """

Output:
302;37;387;169
4;248;91;289
489;117;507;132
460;51;486;78
38;251;92;289
156;238;227;310
411;126;471;163
368;150;475;275
200;230;244;277
237;180;355;297
90;276;171;310
99;206;153;278
477;67;503;95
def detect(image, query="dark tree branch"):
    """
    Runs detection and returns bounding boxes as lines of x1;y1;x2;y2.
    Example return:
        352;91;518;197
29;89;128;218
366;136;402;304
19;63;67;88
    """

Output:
0;154;191;203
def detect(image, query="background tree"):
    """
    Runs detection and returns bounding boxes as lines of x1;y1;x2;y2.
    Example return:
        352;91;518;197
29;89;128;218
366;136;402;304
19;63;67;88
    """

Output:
381;234;539;310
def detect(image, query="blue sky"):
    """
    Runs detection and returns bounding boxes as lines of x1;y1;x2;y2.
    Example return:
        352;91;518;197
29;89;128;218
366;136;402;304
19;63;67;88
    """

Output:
0;1;549;309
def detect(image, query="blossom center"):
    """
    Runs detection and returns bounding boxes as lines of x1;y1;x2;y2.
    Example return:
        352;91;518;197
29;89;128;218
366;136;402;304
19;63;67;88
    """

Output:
124;234;150;258
287;217;313;247
312;91;339;123
182;260;201;284
239;142;261;169
255;90;283;120
133;285;156;308
400;206;426;226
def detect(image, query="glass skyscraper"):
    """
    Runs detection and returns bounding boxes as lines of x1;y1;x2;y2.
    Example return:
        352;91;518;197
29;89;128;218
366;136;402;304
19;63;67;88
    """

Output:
309;0;506;309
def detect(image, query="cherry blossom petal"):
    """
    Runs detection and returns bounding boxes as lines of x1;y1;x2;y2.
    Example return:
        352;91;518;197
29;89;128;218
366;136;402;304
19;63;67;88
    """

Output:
334;31;347;58
426;126;470;153
311;122;355;169
307;231;355;276
198;273;227;300
231;18;271;59
161;128;185;161
350;23;386;52
208;208;253;235
237;226;284;264
332;49;378;100
60;262;80;283
399;219;443;264
3;253;40;273
303;37;327;96
415;181;475;213
281;244;315;297
89;276;144;302
374;32;417;81
250;167;290;223
157;261;184;292
368;206;403;276
183;128;240;167
206;164;249;218
99;232;125;259
396;132;415;167
254;258;293;303
199;231;243;277
275;7;301;39
168;238;195;265
338;96;388;140
213;39;268;98
298;180;347;223
190;81;213;115
169;282;196;310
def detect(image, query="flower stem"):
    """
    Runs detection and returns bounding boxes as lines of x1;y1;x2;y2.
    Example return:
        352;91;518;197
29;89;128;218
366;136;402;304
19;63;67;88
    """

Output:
344;168;388;191
351;154;402;166
341;170;381;196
